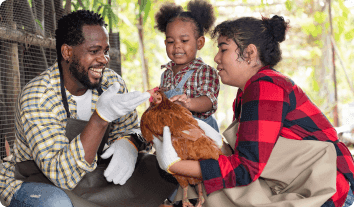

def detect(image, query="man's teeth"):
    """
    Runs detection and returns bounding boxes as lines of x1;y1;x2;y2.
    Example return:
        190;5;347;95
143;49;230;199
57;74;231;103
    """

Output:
90;68;103;73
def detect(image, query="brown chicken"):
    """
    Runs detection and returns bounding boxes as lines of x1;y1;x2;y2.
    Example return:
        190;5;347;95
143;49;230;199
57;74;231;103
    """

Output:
141;88;223;207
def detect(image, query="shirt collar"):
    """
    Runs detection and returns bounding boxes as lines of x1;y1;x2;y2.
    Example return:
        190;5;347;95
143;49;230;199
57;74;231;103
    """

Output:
50;62;110;99
243;65;272;92
161;57;203;72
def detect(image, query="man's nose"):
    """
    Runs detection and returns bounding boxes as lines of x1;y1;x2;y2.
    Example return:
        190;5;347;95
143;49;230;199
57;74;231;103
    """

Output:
97;53;109;65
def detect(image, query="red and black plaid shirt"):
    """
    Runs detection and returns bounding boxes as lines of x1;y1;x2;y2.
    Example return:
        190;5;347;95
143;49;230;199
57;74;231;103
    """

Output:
200;66;354;207
160;57;220;119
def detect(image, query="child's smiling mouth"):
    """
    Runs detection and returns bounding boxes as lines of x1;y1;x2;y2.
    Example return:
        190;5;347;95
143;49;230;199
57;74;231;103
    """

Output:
174;53;185;57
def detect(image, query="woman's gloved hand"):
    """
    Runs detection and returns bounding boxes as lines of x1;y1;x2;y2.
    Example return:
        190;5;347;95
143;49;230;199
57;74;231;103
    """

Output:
96;82;150;122
101;138;138;185
152;126;181;174
196;119;223;148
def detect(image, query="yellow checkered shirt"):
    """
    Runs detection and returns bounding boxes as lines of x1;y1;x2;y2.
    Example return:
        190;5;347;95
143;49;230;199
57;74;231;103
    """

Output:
0;62;139;205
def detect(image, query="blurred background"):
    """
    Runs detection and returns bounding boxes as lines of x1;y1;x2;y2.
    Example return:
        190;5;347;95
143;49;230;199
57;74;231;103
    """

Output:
0;0;353;160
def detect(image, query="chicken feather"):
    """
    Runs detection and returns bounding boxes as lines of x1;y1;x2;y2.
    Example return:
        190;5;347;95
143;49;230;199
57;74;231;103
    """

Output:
141;88;222;207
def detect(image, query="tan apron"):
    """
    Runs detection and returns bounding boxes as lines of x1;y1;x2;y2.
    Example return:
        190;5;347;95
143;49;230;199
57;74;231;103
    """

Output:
174;120;337;207
14;118;178;207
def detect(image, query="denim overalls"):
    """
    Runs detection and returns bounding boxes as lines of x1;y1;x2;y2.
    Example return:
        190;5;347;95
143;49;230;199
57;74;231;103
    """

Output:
161;69;219;132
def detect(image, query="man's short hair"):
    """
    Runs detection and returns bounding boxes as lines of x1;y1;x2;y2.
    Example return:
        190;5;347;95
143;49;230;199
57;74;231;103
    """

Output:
55;10;106;62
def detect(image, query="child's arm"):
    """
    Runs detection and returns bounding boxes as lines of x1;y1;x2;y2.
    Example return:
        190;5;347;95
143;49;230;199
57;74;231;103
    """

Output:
170;94;212;113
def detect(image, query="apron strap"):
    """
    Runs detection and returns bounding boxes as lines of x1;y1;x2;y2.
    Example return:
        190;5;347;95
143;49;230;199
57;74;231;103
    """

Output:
59;63;103;119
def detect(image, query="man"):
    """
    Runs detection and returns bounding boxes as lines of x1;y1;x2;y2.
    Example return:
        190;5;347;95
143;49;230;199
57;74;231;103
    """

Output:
0;10;175;207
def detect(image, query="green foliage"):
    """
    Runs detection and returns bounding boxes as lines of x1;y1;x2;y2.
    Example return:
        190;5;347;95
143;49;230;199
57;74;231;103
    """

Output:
285;0;293;11
302;23;322;38
35;19;43;30
138;0;152;25
345;29;354;41
314;11;326;24
66;0;354;127
310;69;320;92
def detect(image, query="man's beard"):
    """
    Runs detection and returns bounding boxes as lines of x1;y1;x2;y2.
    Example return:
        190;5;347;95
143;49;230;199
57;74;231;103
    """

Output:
69;58;103;90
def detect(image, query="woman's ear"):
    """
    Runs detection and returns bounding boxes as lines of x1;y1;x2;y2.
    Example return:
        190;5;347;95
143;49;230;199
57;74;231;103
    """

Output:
61;44;73;62
197;36;205;50
244;44;258;64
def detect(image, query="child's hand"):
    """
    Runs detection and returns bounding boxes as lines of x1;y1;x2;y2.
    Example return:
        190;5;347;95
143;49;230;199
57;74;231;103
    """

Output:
170;94;191;109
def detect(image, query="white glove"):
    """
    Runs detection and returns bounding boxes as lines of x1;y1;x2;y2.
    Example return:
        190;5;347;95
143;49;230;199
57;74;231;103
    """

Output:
196;119;223;148
96;82;151;122
101;138;138;185
152;126;181;174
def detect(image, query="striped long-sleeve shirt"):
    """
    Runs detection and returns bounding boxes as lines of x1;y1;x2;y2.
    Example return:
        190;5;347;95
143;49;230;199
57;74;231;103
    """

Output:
200;66;354;207
0;62;139;206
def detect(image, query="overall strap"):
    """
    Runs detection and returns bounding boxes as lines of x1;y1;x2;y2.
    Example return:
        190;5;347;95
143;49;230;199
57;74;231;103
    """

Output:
175;69;195;90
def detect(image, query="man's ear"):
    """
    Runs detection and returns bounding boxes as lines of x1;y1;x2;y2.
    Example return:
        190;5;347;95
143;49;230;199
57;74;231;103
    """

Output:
197;36;205;50
61;44;73;62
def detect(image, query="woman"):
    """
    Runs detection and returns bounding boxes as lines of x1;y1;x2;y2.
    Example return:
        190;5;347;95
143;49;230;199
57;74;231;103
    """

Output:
153;15;354;207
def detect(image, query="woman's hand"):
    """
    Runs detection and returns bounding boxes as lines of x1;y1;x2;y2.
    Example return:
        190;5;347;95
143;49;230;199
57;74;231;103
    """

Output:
152;126;181;174
153;126;203;178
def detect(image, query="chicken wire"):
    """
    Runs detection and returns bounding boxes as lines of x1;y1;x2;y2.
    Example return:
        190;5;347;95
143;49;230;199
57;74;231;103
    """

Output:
0;0;121;160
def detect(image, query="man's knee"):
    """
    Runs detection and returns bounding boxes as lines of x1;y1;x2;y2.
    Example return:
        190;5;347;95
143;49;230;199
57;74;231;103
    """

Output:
10;182;73;207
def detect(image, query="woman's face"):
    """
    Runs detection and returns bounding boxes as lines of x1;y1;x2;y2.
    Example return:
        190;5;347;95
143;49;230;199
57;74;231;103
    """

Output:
214;36;249;90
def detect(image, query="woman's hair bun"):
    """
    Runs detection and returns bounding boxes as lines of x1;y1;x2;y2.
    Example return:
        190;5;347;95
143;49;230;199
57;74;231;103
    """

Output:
263;15;289;43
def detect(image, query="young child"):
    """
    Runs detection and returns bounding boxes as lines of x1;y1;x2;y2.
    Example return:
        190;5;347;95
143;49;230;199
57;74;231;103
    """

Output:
155;0;220;132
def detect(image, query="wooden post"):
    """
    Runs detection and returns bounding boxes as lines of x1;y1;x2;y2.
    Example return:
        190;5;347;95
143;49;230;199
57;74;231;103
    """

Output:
137;0;150;91
1;0;21;158
44;0;57;37
65;0;71;15
328;0;339;126
109;33;122;76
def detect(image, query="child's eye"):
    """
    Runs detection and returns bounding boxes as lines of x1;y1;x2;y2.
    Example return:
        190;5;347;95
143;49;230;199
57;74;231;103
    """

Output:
221;49;227;53
182;40;189;43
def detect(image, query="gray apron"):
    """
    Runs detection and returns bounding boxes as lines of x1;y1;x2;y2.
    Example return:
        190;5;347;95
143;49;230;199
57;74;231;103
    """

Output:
14;67;178;207
161;69;219;132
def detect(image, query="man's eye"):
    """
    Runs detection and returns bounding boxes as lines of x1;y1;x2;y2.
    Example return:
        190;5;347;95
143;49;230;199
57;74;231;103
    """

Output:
91;50;98;54
167;41;173;44
221;49;227;53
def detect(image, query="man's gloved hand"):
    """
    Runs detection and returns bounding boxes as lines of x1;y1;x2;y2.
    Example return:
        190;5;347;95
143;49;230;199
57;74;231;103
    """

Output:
196;119;223;148
152;126;181;174
96;82;150;122
101;138;138;185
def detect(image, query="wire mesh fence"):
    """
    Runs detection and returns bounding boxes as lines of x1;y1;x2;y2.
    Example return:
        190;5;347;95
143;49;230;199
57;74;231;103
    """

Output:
0;0;121;160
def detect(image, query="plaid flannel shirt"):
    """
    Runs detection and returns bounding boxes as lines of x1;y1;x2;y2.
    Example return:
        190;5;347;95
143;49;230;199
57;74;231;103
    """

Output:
200;66;354;207
0;62;139;206
160;57;220;119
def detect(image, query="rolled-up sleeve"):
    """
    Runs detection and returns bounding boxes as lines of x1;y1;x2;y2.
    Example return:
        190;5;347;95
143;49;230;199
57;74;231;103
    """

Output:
22;101;96;190
196;65;219;112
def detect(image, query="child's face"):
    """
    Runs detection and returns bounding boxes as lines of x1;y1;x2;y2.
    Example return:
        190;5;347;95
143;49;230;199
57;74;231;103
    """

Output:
165;19;204;71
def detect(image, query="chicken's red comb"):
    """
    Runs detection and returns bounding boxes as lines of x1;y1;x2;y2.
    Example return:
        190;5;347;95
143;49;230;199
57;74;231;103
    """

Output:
149;87;160;102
